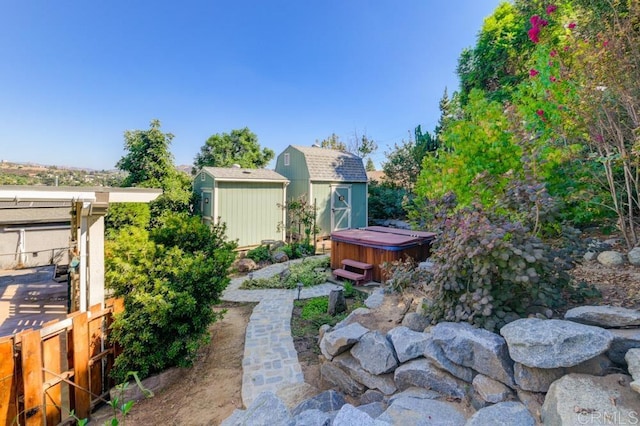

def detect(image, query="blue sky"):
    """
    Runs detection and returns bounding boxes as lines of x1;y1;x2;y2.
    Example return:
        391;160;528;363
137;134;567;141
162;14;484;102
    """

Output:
0;1;503;170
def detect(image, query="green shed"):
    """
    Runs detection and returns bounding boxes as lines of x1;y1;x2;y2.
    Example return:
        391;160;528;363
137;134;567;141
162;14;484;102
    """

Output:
193;167;289;248
275;145;368;238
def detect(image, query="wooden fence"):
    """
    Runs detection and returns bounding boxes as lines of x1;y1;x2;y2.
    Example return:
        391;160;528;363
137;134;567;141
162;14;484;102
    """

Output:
0;298;123;425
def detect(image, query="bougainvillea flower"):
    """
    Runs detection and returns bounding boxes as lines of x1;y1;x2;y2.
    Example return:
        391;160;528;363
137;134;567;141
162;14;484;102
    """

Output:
529;68;540;77
531;15;542;26
528;27;541;43
568;22;576;29
550;50;557;57
536;109;545;117
550;76;557;82
603;40;609;48
546;5;558;15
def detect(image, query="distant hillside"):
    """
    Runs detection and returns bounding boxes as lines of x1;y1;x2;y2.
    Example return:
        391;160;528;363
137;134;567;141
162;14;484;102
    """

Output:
0;161;125;186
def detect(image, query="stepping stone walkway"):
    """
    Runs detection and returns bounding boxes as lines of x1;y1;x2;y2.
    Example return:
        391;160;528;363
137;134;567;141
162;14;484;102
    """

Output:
221;255;339;406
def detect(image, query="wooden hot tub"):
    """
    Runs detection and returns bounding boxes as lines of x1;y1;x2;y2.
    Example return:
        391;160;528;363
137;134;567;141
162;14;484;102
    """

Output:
330;227;436;282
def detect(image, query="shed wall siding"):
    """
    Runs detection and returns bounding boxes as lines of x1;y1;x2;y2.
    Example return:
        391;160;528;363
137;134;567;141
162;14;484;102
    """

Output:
217;182;284;247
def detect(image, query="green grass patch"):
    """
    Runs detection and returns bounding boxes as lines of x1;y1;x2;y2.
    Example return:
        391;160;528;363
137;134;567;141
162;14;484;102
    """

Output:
291;291;366;339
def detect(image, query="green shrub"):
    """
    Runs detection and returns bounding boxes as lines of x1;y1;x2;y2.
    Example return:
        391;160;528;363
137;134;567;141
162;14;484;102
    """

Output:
342;281;356;298
106;214;236;381
246;245;271;263
421;196;572;332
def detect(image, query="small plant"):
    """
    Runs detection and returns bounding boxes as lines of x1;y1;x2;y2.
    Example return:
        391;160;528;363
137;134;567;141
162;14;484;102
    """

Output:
240;257;330;289
246;245;271;263
342;281;356;298
301;297;329;319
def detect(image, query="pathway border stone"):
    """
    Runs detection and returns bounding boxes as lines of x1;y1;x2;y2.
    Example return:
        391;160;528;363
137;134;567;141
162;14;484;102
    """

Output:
221;256;339;406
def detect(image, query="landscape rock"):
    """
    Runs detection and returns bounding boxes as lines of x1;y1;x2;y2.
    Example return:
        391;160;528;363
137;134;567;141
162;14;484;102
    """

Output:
565;305;640;328
607;328;640;364
387;326;430;363
328;289;347;316
597;250;625;266
235;257;257;272
319;322;369;360
277;383;320;410
423;338;476;383
359;389;386;405
377;396;467;426
625;348;640;380
333;352;397;395
567;353;613;376
471;374;513;403
583;251;597;261
432;322;514;386
318;324;331;345
513;363;564;393
629;247;640;266
221;409;246;426
394;358;469;399
387;387;441;404
333;404;377;426
351;331;399;375
357;401;387;419
292;409;331;426
222;391;292;426
542;374;640;425
516;389;544;424
500;318;614;368
401;312;430;332
333;307;372;330
320;362;365;397
291;389;346;417
466;401;535;426
364;288;385;309
272;250;289;263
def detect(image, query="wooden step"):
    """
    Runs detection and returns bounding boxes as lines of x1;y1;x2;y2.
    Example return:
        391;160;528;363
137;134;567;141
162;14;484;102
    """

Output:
341;259;373;270
333;268;366;285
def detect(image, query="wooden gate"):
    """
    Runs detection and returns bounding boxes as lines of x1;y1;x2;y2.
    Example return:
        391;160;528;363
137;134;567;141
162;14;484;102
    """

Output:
0;298;123;425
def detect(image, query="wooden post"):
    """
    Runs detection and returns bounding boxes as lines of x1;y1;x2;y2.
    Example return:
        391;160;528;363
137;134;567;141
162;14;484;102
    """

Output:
72;312;90;420
0;337;17;425
88;304;103;400
21;330;44;426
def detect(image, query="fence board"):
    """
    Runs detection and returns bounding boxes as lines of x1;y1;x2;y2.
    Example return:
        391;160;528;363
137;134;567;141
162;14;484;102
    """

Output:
21;330;44;426
72;313;90;420
42;333;63;425
0;338;17;425
88;305;103;400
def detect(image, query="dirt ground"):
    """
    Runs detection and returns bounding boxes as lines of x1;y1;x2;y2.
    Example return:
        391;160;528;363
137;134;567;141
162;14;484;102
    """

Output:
115;248;640;425
121;302;255;426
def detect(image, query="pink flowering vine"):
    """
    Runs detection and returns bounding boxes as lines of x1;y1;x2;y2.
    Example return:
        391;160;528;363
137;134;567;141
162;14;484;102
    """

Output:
530;69;540;77
546;5;558;15
568;22;576;29
528;15;549;43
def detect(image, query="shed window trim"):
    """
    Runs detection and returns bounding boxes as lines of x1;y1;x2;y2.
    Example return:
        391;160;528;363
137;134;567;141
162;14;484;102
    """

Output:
284;153;290;166
200;172;205;181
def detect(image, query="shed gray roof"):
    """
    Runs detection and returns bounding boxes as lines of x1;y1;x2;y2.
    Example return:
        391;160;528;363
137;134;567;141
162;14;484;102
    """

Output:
202;167;288;182
290;146;368;182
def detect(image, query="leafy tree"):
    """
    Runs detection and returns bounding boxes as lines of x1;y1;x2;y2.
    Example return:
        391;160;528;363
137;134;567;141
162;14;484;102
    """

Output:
117;120;177;189
365;158;376;172
317;133;347;151
457;2;531;105
416;89;522;207
382;140;423;192
193;127;274;173
368;180;410;222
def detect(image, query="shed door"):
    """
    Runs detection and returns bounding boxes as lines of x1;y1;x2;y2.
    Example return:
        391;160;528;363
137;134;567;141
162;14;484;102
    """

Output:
331;185;351;231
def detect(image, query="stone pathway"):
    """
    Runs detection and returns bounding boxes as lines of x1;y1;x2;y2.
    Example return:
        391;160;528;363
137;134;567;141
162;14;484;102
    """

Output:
221;256;340;406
